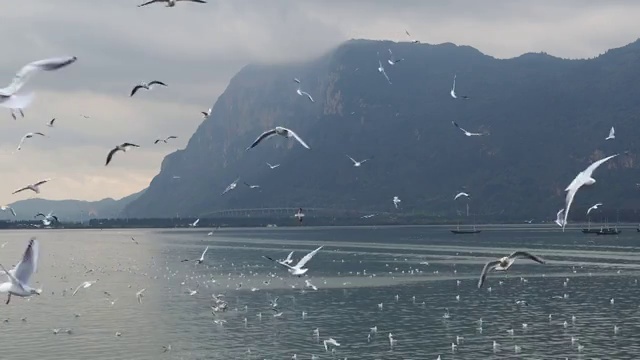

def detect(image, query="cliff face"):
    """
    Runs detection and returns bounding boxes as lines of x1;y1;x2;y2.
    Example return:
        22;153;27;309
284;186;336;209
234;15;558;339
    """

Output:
124;39;640;220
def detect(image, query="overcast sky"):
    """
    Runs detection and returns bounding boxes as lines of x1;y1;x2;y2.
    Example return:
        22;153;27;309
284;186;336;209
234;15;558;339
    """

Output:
0;0;637;205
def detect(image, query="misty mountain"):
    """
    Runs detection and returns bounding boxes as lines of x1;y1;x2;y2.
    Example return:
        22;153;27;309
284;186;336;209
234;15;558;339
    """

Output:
6;190;145;222
124;39;640;221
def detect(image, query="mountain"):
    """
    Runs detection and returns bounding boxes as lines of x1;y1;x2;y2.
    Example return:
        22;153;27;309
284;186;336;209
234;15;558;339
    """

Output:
124;39;640;222
6;189;145;222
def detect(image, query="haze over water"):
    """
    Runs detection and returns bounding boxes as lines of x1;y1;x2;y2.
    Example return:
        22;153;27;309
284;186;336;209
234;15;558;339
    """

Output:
0;226;638;359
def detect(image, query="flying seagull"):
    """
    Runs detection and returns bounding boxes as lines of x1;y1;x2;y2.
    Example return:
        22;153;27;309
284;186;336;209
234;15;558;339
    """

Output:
450;74;469;99
35;212;58;223
222;178;240;195
586;203;603;215
195;246;209;264
105;143;140;166
72;281;97;296
405;30;420;44
201;108;211;118
138;0;206;7
0;237;42;304
130;237;139;245
189;219;199;227
478;251;545;288
243;181;260;189
452;121;485;137
46;118;56;127
246;126;310;150
393;196;401;209
266;162;280;169
387;49;404;65
293;78;301;84
347;155;369;167
154;136;177;144
0;206;16;217
12;179;51;195
554;209;565;227
295;208;305;223
263;246;323;276
0;56;77;97
454;192;470;200
16;132;45;151
563;154;619;231
296;87;314;102
606;127;615;140
377;60;391;84
130;81;167;97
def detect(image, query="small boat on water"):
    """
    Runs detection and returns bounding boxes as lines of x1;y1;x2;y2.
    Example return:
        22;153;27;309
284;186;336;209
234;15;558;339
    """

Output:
451;229;481;234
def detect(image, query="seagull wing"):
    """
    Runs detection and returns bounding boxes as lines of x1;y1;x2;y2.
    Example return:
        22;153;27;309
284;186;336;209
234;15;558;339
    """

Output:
477;260;501;288
300;91;314;102
72;282;86;296
12;186;30;195
200;246;209;260
285;251;294;262
137;0;162;7
12;237;38;284
509;251;545;264
148;80;167;87
122;142;140;148
167;136;177;140
0;57;77;97
284;128;311;149
48;118;55;125
105;147;120;166
181;0;207;3
263;256;294;270
154;139;161;144
7;207;16;217
346;155;357;164
583;154;619;178
294;246;323;269
130;85;145;97
246;129;277;150
0;92;36;110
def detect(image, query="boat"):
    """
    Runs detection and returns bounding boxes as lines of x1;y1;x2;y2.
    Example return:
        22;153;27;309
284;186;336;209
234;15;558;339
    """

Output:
582;228;600;234
451;229;482;234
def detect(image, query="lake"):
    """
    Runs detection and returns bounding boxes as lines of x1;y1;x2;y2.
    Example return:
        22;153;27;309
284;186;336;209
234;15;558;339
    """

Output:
0;226;638;359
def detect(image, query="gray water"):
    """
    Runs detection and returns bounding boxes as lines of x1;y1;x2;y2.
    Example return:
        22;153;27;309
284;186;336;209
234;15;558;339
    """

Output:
0;226;639;359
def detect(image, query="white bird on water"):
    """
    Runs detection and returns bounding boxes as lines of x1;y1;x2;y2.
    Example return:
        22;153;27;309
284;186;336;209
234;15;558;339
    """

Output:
136;289;145;303
586;203;603;215
323;338;340;351
16;132;45;151
452;121;485;136
138;0;206;7
105;143;140;166
0;237;42;304
377;60;391;84
266;162;280;169
454;192;470;200
246;127;310;150
563;154;618;231
478;252;545;288
263;246;323;276
606;126;615;140
305;279;318;291
73;281;97;296
12;178;51;195
0;56;77;98
347;155;369;167
393;196;401;209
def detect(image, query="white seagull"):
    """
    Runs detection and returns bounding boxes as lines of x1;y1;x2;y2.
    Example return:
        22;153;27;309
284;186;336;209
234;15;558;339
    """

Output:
295;208;305;223
563;154;619;231
393;196;401;209
16;132;45;151
263;246;323;276
450;74;469;99
12;179;51;195
347;155;369;167
0;56;77;97
0;237;41;304
246;127;310;150
46;118;56;127
136;288;145;303
605;127;615;140
266;162;280;169
305;279;318;291
405;30;420;44
154;136;177;144
222;178;240;195
586;203;603;215
201;108;211;118
138;0;206;7
452;121;485;136
72;280;97;296
189;219;200;227
243;181;261;189
387;49;404;65
478;252;545;288
0;206;16;217
323;338;340;351
554;209;565;227
296;87;314;103
105;143;140;166
378;60;391;84
454;192;470;200
130;80;167;96
196;246;209;264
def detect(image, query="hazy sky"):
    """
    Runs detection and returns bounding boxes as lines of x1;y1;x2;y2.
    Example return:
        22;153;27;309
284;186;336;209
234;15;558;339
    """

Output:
0;0;637;205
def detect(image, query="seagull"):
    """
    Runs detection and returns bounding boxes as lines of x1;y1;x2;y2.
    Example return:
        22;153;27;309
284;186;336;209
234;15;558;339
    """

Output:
201;108;211;118
295;208;305;223
266;162;280;169
586;203;603;215
130;81;167;96
361;214;376;219
246;126;310;150
263;246;323;276
305;279;318;291
154;136;177;144
105;143;140;166
16;132;45;151
452;121;484;136
323;338;340;351
138;0;206;7
12;179;51;195
405;30;420;44
393;196;401;209
136;288;145;303
196;246;209;264
347;155;369;167
72;281;97;296
130;237;138;245
189;219;199;227
0;206;16;217
35;212;58;223
243;181;260;189
0;237;41;304
0;57;78;97
478;252;545;288
563;154;619;231
222;178;240;195
454;192;470;200
606;127;615;140
450;74;469;99
377;60;391;84
46;118;56;127
387;49;404;65
554;209;565;227
296;87;314;102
